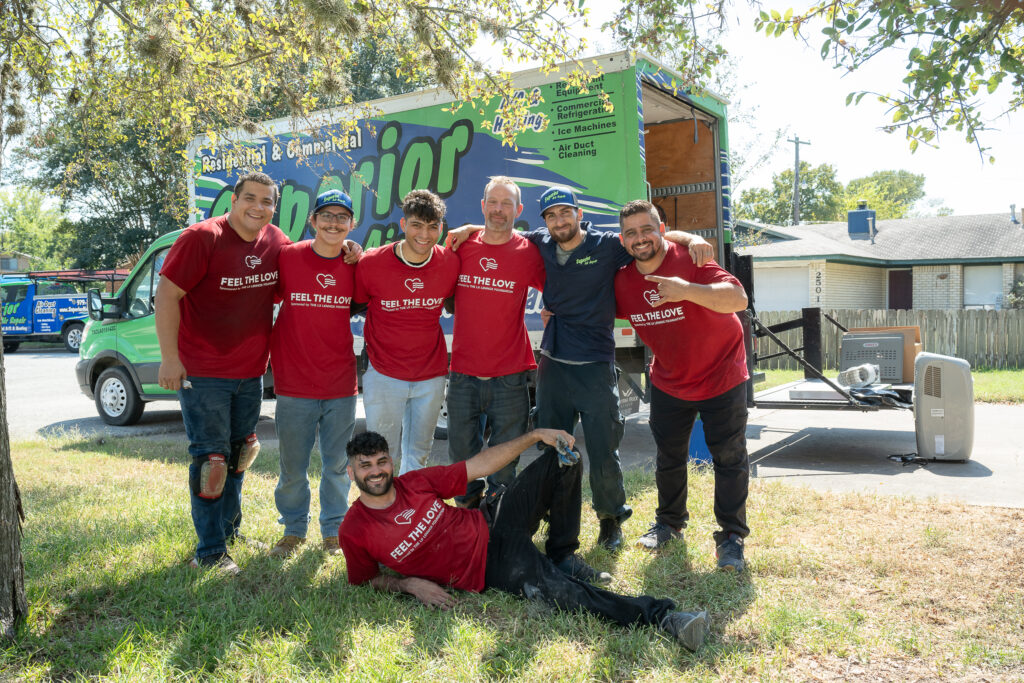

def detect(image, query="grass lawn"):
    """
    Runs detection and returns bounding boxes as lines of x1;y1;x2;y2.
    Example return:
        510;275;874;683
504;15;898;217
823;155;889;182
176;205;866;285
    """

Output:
758;367;1024;403
3;435;1023;681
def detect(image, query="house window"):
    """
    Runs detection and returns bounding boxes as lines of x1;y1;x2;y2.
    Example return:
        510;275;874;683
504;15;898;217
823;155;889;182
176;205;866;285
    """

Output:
963;265;1003;310
0;257;19;271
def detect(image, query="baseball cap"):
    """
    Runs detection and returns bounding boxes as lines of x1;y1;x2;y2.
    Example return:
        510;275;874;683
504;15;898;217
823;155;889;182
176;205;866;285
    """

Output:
313;189;354;215
539;186;578;217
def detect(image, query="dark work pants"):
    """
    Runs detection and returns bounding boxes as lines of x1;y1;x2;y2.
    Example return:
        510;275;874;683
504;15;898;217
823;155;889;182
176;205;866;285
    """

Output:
484;451;675;627
648;381;750;546
447;371;531;504
534;356;628;553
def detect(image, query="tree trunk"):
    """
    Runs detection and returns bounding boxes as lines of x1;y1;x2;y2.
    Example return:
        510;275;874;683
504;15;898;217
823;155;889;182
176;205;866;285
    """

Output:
0;342;27;640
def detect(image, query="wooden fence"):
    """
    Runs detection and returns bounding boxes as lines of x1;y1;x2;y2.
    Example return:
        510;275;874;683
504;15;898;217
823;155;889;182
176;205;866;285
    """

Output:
753;309;1024;370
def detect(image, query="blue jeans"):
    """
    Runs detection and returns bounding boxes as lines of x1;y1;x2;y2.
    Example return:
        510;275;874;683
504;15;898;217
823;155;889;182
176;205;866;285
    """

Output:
274;395;356;539
447;371;531;503
362;362;447;475
178;375;264;560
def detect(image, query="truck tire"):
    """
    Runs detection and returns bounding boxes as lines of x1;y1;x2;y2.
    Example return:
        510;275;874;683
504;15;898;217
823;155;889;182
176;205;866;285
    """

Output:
95;367;145;426
63;321;85;352
2;342;19;353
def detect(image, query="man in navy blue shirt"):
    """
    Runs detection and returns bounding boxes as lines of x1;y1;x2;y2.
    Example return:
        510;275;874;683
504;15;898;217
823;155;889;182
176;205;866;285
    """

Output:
449;186;711;583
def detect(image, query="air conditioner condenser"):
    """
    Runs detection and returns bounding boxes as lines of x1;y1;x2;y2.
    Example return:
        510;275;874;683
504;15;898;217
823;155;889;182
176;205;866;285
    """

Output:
914;352;974;461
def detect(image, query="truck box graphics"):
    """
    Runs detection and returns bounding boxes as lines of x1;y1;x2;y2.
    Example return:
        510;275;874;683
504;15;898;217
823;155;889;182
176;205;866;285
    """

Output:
79;52;731;425
2;278;89;351
188;52;730;340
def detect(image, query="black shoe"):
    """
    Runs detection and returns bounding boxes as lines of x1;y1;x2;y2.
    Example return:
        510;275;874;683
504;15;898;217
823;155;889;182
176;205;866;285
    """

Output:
189;552;240;576
659;610;709;651
716;533;746;573
555;553;612;585
636;522;683;551
597;518;623;552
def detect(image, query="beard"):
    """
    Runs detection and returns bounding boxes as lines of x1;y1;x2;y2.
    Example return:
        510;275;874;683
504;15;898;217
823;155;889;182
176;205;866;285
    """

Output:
353;470;393;497
549;222;580;244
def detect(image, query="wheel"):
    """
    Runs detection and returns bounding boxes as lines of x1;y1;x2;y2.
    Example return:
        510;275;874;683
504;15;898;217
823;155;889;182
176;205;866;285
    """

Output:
63;322;85;352
95;367;145;426
2;342;20;353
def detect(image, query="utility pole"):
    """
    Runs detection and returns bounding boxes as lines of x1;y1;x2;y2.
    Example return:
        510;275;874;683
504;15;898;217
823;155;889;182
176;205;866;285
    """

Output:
788;136;810;225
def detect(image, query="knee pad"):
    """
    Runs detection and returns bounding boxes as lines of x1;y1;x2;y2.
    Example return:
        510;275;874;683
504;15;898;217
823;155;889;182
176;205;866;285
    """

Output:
191;454;227;500
229;433;260;474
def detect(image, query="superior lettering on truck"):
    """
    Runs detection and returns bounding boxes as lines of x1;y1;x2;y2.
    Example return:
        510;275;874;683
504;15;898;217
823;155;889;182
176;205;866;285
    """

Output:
187;50;732;341
78;51;734;425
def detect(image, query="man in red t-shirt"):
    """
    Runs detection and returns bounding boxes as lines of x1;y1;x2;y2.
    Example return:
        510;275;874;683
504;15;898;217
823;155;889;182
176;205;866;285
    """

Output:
339;429;710;651
268;189;361;559
156;171;289;574
447;176;545;507
354;190;459;475
613;200;751;572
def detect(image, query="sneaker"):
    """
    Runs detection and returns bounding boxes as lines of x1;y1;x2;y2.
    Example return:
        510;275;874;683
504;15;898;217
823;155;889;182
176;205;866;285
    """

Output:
716;533;745;573
597;518;623;552
228;533;268;551
636;522;683;551
269;535;306;559
659;610;709;651
554;553;612;585
321;536;342;556
189;553;240;576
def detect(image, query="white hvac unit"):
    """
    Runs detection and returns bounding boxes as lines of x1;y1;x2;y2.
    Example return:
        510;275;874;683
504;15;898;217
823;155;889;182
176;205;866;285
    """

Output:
913;352;974;461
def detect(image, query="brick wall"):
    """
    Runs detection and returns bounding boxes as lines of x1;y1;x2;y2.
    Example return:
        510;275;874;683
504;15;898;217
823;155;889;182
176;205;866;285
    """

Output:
824;263;886;308
912;264;963;309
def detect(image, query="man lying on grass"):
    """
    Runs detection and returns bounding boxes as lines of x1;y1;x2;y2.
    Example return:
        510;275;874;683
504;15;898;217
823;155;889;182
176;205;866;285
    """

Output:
338;429;710;651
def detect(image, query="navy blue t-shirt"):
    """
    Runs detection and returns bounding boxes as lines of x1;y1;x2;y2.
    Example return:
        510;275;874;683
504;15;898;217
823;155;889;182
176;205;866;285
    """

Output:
524;222;633;363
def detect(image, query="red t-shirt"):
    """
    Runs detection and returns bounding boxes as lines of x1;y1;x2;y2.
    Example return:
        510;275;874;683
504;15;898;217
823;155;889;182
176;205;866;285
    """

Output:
338;462;489;591
160;215;288;378
614;242;749;401
269;242;357;399
451;232;545;377
354;244;458;382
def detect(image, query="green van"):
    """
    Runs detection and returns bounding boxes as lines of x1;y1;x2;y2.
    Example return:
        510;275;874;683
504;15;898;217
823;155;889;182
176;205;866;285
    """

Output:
77;230;183;425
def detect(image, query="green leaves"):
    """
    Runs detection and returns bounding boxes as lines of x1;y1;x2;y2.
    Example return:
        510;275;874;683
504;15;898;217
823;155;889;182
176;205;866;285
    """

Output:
765;0;1024;156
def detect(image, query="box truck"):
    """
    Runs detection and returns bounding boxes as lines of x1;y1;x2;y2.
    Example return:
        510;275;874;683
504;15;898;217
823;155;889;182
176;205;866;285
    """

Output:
77;51;734;425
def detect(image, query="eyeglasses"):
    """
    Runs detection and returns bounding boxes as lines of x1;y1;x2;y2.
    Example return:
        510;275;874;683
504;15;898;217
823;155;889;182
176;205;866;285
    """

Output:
316;211;353;225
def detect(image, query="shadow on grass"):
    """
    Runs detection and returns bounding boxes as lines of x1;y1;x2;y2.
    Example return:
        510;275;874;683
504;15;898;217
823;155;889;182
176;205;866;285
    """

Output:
15;439;730;678
53;435;285;478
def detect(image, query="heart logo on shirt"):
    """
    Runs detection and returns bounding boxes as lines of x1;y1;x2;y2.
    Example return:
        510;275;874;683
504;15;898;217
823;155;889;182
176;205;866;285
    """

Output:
316;273;335;288
643;289;661;307
394;509;415;525
479;257;498;272
244;255;262;269
404;278;424;292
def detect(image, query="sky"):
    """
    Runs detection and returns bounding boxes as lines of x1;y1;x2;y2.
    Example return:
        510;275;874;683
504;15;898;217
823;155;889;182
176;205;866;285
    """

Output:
583;6;1024;218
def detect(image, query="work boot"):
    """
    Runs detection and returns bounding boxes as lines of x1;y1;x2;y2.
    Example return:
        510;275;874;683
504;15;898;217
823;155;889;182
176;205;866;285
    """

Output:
716;533;746;573
269;535;305;559
189;552;240;576
554;553;612;585
597;518;624;552
321;536;342;556
636;522;683;551
659;610;709;651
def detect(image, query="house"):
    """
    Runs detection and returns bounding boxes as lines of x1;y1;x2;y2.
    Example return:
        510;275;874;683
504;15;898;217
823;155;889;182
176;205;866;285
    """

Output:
0;251;34;273
734;208;1024;311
